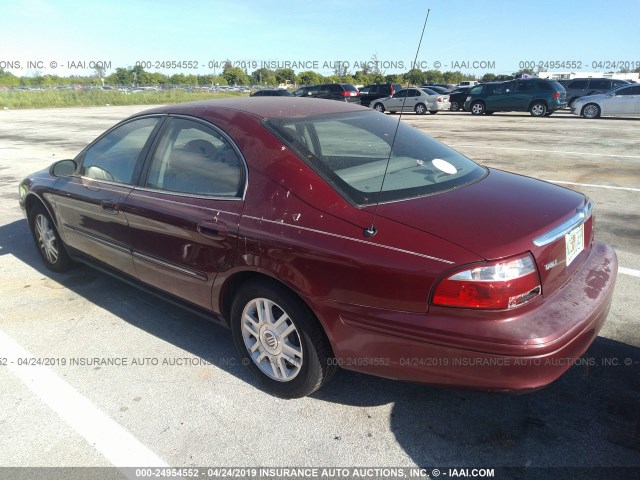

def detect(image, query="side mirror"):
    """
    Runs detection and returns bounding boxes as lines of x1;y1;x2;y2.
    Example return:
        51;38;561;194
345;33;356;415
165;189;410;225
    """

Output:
50;159;77;177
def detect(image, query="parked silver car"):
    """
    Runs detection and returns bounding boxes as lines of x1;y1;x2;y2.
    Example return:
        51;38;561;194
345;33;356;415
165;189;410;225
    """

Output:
571;83;640;118
371;88;450;115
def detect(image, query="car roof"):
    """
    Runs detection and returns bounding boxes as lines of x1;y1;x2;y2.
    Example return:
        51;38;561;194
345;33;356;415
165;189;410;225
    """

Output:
135;97;367;120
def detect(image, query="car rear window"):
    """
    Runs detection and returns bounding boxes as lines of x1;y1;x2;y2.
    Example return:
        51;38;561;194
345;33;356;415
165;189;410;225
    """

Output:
265;111;486;205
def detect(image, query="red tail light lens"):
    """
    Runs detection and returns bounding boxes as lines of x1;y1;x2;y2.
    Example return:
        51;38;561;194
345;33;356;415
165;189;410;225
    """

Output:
553;92;560;100
432;253;541;310
437;97;443;102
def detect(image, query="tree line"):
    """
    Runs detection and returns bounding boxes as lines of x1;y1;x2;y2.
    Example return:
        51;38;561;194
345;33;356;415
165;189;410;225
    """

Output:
2;63;639;88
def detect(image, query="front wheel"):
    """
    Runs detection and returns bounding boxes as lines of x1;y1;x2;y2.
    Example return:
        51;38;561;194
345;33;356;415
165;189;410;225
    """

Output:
373;102;385;113
582;103;601;119
414;103;427;115
530;102;547;117
230;280;336;398
29;204;74;272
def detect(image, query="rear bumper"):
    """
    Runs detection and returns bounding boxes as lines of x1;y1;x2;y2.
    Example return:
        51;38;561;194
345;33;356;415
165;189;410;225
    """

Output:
318;241;617;391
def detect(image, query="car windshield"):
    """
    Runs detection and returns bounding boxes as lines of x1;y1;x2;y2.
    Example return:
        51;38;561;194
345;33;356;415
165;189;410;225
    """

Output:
265;110;486;205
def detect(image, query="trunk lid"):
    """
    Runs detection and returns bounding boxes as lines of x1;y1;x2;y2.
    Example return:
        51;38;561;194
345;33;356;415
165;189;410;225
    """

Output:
372;169;594;296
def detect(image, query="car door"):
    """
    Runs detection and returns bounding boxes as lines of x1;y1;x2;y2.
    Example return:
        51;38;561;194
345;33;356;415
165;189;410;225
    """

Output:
604;85;640;115
486;81;515;111
403;88;422;111
124;116;245;309
385;89;407;112
52;116;164;274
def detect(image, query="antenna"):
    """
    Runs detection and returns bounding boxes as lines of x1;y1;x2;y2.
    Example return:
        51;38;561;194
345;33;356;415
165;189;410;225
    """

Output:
364;8;431;238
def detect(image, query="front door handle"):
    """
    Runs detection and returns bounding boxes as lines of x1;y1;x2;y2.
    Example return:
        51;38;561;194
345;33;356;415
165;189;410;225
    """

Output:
197;221;228;240
101;200;119;214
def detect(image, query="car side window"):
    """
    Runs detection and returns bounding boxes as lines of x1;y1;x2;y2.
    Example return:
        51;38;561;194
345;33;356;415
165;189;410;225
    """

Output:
392;90;407;98
568;79;587;89
516;82;535;92
80;117;160;184
407;89;421;96
617;86;640;95
589;79;609;90
146;118;243;197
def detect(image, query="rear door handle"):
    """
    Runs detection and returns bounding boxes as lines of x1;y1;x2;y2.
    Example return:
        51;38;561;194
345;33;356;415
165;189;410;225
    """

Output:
100;200;119;214
197;221;228;240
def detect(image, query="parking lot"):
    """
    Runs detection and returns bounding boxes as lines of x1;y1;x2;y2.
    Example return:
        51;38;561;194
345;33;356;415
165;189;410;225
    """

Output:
0;106;638;475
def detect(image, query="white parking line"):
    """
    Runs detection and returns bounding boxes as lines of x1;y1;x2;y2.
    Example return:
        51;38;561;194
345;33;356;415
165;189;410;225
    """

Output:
620;267;640;278
449;144;640;160
0;328;168;471
544;180;640;193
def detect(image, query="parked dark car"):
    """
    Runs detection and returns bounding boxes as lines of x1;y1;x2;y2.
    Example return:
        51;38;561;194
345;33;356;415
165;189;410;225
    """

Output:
20;98;616;398
420;85;451;95
448;87;473;111
358;83;403;107
563;77;630;106
292;83;360;103
464;79;567;116
250;89;293;97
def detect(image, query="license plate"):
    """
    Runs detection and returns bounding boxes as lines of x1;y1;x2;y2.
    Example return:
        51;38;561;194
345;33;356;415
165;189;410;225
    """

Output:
565;223;584;267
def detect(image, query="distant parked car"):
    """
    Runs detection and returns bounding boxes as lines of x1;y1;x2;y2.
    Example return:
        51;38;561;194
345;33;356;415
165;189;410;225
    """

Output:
421;85;452;95
448;87;473;111
464;79;567;116
250;89;293;97
371;87;450;114
358;83;403;107
564;78;630;107
571;83;640;118
457;81;479;87
292;83;361;103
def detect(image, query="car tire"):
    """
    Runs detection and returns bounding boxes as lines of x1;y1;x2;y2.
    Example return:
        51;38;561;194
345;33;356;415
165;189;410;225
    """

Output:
28;203;74;272
582;103;601;119
414;103;427;115
470;101;485;115
428;110;438;115
230;279;336;398
530;102;547;117
373;103;385;113
450;101;459;111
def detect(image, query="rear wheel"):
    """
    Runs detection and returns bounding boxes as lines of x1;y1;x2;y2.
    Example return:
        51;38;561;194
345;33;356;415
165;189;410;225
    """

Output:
230;279;336;398
414;103;427;115
470;101;485;115
450;101;460;111
29;204;74;272
582;103;601;119
373;102;385;113
530;102;547;117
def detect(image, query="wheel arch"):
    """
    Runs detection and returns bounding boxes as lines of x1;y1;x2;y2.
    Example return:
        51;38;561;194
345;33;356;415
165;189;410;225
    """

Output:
215;269;336;348
24;193;57;228
528;99;549;110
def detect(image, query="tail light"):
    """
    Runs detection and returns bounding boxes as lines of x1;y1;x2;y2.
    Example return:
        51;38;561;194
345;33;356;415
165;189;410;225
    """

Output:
432;253;541;310
390;86;395;95
437;96;443;102
341;90;358;97
553;92;560;100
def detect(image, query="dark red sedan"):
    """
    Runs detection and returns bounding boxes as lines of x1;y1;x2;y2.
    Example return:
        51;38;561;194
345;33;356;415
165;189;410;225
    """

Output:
19;98;617;398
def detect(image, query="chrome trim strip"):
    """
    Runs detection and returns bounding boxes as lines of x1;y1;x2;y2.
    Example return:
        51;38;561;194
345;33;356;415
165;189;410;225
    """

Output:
128;190;242;216
63;224;130;254
533;201;593;247
79;176;133;190
242;215;454;264
132;187;243;203
132;251;208;281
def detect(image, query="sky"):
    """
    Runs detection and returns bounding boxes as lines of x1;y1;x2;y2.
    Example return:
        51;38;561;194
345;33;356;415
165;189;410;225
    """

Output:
1;0;640;78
